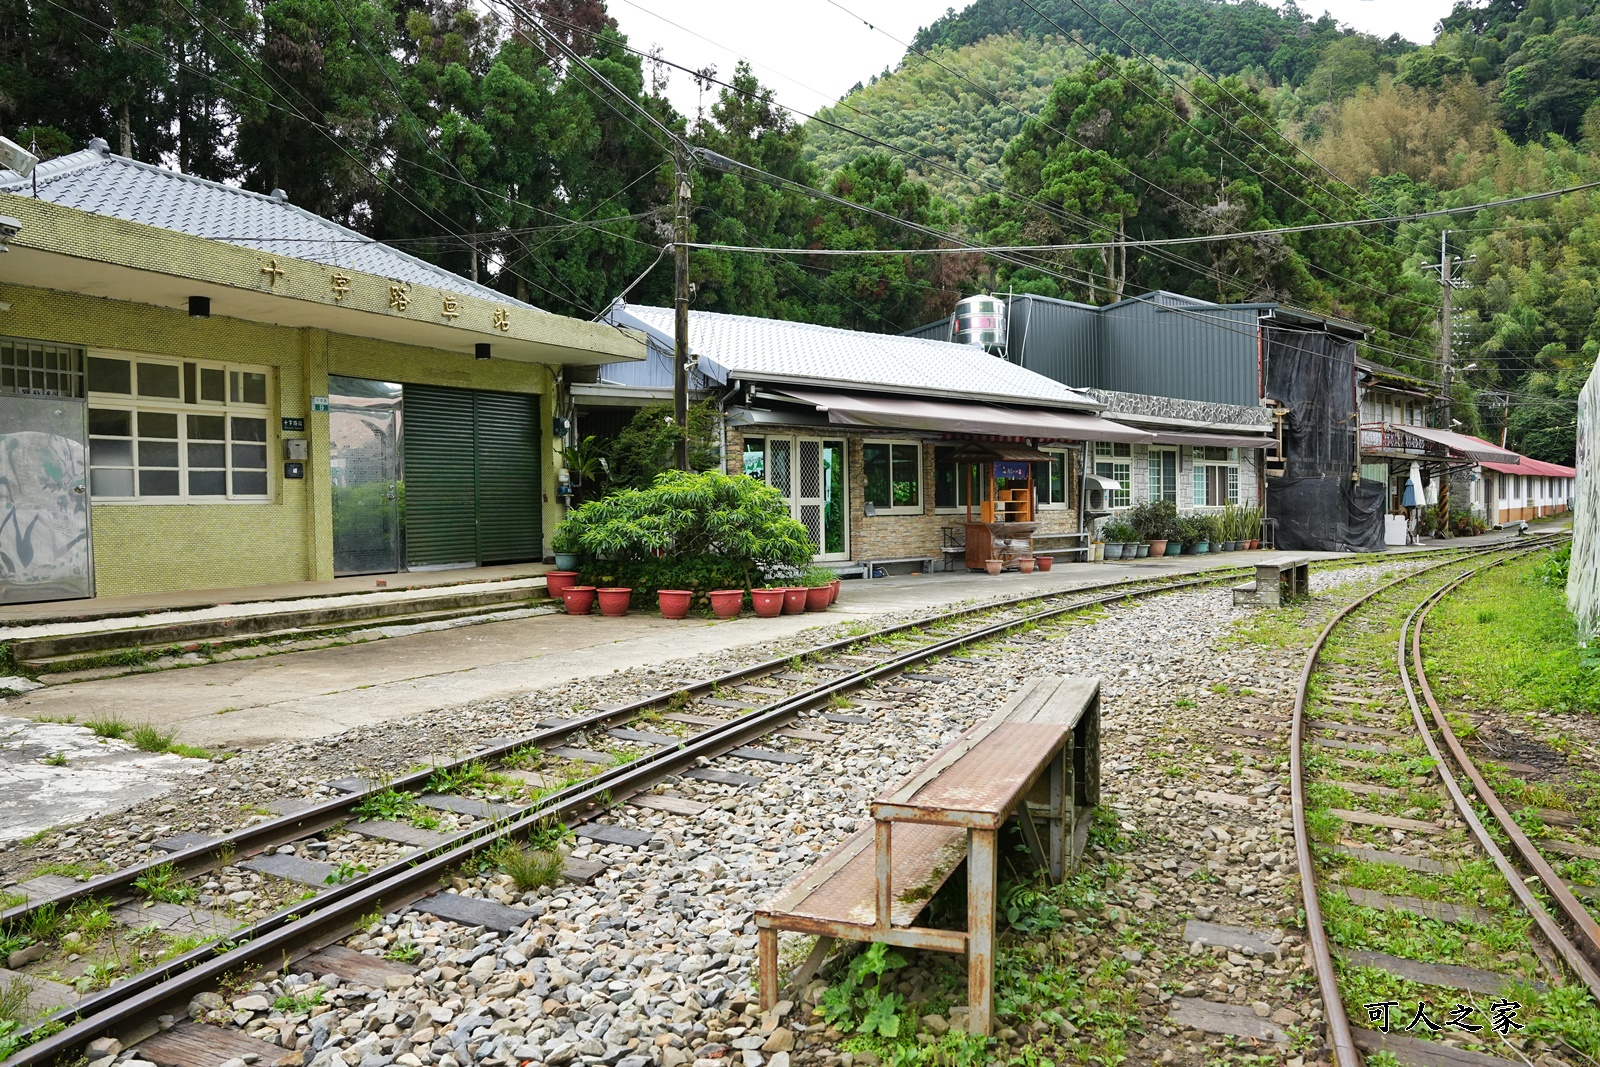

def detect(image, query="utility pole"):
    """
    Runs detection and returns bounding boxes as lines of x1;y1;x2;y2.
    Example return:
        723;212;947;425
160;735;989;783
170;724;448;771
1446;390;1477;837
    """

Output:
672;150;691;471
1424;229;1473;535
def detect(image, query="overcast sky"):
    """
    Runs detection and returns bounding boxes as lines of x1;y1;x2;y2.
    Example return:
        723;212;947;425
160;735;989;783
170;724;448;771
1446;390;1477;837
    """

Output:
608;0;1461;122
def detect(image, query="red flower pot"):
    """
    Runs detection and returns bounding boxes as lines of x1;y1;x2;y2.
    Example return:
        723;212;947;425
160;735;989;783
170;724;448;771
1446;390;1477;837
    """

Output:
752;588;786;618
828;579;841;604
709;588;744;619
781;587;808;614
658;589;692;619
562;586;596;615
545;571;579;601
804;585;830;612
596;587;632;617
1036;555;1053;572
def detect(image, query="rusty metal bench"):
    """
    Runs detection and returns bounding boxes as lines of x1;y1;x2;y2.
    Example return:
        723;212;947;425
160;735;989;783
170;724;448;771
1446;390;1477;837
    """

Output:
755;675;1100;1035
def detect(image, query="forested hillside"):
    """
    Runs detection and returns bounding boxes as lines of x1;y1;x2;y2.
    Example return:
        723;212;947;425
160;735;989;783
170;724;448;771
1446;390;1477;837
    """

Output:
0;0;1594;462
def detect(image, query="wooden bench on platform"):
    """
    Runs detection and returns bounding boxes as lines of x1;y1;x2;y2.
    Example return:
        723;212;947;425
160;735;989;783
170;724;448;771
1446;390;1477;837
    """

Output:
756;675;1100;1035
1232;556;1310;608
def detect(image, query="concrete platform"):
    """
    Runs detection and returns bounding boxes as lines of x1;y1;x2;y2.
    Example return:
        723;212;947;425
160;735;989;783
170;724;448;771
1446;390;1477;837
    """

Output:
0;528;1553;761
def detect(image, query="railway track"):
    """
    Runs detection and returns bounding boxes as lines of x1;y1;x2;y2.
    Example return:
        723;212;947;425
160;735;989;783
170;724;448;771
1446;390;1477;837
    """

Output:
1291;535;1599;1067
2;553;1350;1065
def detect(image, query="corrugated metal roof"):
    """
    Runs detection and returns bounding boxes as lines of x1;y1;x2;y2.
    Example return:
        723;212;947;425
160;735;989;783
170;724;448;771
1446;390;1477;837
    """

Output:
1465;433;1575;476
606;302;1101;410
0;142;539;310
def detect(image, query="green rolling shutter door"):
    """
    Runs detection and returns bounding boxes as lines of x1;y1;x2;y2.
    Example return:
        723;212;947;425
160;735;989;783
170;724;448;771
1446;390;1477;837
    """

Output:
474;390;542;564
403;385;542;568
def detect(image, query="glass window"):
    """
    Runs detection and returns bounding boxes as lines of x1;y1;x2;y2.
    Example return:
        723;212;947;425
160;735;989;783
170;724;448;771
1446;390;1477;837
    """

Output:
1095;460;1131;509
863;441;921;511
1041;450;1070;507
1147;448;1177;504
1095;440;1132;459
87;354;273;502
933;445;990;510
87;356;132;395
742;437;765;480
137;361;181;398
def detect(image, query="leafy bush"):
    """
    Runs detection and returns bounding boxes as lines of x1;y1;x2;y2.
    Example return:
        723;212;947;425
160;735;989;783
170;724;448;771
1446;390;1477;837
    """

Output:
1175;515;1205;547
1129;499;1179;541
557;471;814;596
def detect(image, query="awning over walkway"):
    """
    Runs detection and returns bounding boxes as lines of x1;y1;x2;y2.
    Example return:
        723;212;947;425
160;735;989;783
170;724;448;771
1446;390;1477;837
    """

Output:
1149;430;1276;449
1392;425;1519;464
771;388;1154;443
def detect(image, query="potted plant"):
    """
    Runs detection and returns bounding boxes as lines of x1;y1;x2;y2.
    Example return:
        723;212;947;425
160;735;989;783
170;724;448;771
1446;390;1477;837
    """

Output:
751;587;786;617
1018;556;1036;574
1037;554;1054;571
551;524;581;572
1100;519;1136;560
597;587;633;616
828;577;841;604
1129;500;1177;559
562;585;596;615
658;589;693;619
800;566;833;612
1176;516;1201;555
709;589;744;619
782;587;808;613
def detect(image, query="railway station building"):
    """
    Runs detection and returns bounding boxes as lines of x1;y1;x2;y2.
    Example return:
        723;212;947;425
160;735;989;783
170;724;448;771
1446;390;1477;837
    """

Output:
587;301;1153;574
0;139;644;605
907;291;1369;552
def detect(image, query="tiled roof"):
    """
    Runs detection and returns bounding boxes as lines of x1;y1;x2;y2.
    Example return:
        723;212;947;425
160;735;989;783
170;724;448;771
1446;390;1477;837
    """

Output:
0;141;538;310
608;302;1099;410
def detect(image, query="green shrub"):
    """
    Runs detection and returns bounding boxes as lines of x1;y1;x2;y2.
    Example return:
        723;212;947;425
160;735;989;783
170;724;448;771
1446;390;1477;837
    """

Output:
557;470;814;598
1129;499;1179;541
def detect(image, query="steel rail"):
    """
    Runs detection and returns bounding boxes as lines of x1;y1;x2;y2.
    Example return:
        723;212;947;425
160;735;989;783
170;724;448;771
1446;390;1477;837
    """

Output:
1405;558;1600;993
4;554;1304;1066
1288;538;1561;1067
0;560;1279;932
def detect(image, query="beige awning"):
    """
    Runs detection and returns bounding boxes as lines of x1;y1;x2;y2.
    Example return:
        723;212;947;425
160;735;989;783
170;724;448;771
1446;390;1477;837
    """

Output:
1150;430;1276;449
771;388;1154;443
1391;425;1519;464
1087;475;1125;493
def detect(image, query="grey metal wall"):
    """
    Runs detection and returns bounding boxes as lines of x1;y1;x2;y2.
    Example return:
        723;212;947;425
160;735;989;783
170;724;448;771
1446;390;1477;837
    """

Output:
1007;294;1102;388
901;318;953;344
1098;300;1260;407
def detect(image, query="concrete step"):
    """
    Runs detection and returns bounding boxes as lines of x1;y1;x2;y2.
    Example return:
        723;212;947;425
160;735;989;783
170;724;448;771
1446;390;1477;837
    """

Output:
7;581;547;663
16;595;548;677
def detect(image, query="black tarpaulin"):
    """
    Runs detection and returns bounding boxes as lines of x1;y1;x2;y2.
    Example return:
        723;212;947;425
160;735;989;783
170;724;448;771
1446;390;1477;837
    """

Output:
1263;328;1384;552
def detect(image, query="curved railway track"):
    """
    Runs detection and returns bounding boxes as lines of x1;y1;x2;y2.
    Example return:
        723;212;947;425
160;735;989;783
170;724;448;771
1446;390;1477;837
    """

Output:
2;552;1363;1066
1291;535;1596;1067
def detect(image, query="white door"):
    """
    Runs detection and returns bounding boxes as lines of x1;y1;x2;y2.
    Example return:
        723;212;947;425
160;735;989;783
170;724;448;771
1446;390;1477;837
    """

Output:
762;435;848;560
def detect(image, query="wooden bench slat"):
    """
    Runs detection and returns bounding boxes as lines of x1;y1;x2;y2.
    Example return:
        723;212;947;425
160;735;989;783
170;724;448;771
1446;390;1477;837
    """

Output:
874;722;1067;828
768;822;968;929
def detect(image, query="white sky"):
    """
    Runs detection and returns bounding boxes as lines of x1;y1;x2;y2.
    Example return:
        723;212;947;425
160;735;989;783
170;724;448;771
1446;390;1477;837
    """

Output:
608;0;1461;122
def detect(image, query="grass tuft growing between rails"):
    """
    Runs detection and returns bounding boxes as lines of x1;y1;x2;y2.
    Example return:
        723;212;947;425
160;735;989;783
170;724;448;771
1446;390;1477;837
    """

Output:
1423;550;1598;716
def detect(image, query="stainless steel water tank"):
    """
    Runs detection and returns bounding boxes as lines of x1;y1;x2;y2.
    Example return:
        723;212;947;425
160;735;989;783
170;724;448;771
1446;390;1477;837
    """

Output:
953;295;1006;354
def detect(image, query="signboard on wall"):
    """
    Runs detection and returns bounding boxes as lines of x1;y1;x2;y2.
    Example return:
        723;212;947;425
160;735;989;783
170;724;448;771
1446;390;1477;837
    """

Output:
310;396;330;413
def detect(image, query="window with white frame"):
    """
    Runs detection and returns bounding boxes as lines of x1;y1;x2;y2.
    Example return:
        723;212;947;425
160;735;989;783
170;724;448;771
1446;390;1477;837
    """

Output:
1041;448;1071;507
863;440;922;512
87;353;272;501
1094;440;1131;509
1147;447;1177;504
1192;446;1238;507
933;444;989;511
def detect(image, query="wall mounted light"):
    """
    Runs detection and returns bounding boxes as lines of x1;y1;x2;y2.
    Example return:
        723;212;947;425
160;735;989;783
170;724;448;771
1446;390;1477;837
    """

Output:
475;343;491;360
188;296;211;318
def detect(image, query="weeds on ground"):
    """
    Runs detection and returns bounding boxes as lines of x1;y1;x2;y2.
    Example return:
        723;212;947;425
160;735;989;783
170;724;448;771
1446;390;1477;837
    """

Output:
31;860;110;881
384;942;423;964
41;752;67;767
323;861;366;885
132;864;193;904
84;716;127;740
130;723;177;752
424;761;488;795
273;987;325;1014
487;840;564;892
352;787;418;822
